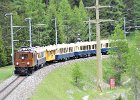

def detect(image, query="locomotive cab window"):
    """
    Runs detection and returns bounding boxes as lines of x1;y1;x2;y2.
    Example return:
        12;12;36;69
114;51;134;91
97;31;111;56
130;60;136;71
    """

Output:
19;54;28;59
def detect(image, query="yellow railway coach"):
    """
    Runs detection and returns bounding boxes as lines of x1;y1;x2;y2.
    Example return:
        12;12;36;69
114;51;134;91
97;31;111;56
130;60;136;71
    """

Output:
46;45;56;62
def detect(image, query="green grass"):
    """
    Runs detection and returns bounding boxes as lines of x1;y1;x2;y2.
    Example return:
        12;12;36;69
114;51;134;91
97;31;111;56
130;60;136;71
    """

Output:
31;60;96;100
30;59;127;100
0;65;14;83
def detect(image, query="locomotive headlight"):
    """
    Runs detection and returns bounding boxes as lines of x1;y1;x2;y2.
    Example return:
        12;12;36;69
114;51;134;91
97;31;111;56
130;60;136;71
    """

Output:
16;62;19;66
22;57;24;60
27;62;30;65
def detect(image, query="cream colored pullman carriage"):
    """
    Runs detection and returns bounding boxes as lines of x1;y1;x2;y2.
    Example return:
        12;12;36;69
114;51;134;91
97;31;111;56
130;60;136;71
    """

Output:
55;43;75;60
100;40;110;54
74;41;97;57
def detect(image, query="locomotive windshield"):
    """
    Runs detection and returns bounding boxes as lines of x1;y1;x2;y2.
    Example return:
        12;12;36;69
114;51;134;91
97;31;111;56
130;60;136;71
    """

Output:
19;54;28;59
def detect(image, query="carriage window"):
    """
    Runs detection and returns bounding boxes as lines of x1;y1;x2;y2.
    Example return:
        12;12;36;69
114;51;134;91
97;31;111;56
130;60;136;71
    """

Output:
52;51;55;54
95;44;97;49
49;51;52;55
89;45;91;50
101;44;103;48
106;43;109;47
83;46;85;50
69;47;73;52
57;50;59;54
19;54;28;59
38;52;45;58
48;51;50;55
64;48;67;53
92;45;94;49
60;48;63;54
76;46;78;51
83;46;86;50
80;46;82;50
66;48;68;53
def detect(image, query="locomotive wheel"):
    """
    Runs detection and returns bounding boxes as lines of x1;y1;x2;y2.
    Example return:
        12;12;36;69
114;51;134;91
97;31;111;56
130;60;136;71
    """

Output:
28;67;33;74
34;65;38;71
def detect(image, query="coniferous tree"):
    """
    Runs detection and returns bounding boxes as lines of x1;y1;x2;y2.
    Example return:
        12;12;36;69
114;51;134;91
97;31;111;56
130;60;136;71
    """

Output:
134;0;140;26
57;0;72;43
123;0;135;26
45;0;57;45
70;0;88;42
0;0;14;65
78;0;88;41
0;26;7;67
22;0;47;46
100;0;124;37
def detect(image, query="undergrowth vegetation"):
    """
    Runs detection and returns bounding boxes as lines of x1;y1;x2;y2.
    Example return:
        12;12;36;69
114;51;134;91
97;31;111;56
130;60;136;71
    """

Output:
0;66;14;83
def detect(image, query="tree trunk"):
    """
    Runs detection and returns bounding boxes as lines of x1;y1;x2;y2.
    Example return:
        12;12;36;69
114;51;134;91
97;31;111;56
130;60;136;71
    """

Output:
45;0;49;6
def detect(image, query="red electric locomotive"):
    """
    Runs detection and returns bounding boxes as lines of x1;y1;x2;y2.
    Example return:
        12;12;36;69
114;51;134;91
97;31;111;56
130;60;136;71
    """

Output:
14;47;37;75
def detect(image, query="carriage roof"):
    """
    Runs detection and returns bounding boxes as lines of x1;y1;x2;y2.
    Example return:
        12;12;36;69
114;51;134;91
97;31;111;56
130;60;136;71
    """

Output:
75;41;96;46
56;43;76;49
45;45;57;51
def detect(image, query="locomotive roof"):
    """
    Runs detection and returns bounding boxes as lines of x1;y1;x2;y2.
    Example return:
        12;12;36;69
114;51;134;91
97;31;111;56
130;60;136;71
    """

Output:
18;46;47;53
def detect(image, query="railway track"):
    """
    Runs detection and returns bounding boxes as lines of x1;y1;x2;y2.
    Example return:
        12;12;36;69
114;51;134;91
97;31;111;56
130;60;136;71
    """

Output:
0;76;26;100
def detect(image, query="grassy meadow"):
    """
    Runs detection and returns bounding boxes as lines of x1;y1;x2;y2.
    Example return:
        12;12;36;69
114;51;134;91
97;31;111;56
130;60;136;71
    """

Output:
30;59;127;100
0;66;14;83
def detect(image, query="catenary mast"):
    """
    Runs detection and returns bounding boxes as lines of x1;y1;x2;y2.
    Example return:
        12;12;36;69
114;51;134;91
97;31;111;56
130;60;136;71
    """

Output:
86;0;113;89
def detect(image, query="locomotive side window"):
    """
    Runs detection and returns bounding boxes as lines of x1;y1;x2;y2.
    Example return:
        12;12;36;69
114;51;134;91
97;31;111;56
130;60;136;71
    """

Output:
19;54;28;59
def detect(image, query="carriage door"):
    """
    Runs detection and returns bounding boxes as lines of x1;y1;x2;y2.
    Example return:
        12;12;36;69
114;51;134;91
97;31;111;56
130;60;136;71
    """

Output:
33;52;37;65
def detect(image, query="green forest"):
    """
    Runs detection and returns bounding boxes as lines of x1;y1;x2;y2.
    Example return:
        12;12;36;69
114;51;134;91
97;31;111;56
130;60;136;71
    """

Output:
0;0;140;66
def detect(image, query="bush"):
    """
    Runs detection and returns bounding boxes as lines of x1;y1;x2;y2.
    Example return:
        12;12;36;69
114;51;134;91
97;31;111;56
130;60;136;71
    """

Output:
72;63;83;87
116;95;122;100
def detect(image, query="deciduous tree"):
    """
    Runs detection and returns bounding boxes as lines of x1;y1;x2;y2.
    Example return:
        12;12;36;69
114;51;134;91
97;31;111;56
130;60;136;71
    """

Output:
127;30;140;100
109;24;128;85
